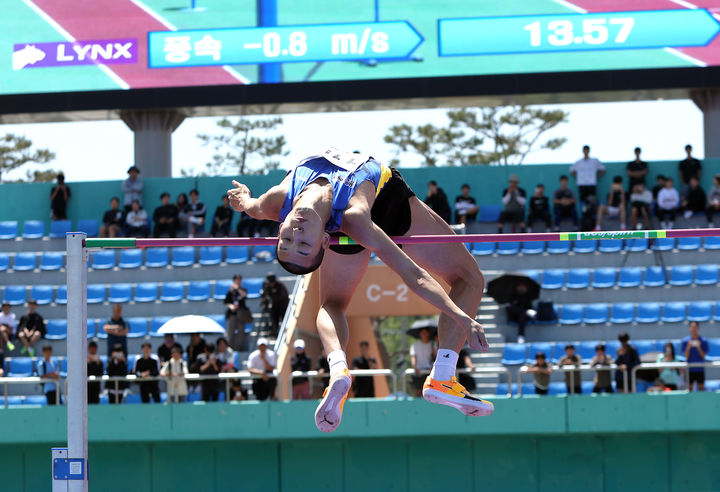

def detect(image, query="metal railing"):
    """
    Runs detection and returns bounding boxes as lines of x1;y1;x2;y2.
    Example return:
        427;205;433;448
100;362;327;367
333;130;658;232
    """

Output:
288;369;397;400
402;366;513;397
517;364;625;395
631;361;720;393
0;377;62;407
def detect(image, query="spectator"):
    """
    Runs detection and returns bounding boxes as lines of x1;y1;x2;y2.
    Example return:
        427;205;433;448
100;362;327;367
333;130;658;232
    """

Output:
682;321;709;391
125;199;150;237
317;348;330;389
595;176;627;231
570;145;605;203
157;334;181;363
175;193;189;235
424;181;451;223
187;333;207;368
657;177;680;229
682;176;707;219
185;189;206;237
615;333;640;393
236;212;258;238
557;344;582;394
410;327;435;397
103;304;128;358
552;175;579;231
456;347;476;393
498;174;527;233
36;345;60;405
651;175;667;201
629;183;652;230
153;192;179;238
0;302;16;353
87;341;104;404
216;337;236;372
100;197;124;238
211;194;234;237
261;274;289;337
229;379;248;401
133;342;161;403
161;346;188;403
224;274;252;351
626;147;648;193
527;184;552;232
196;343;221;401
121;166;143;212
454;184;478;224
705;174;720;227
248;338;277;400
351;340;377;398
50;173;71;221
590;344;614;393
505;282;534;344
657;342;681;391
106;343;128;404
17;299;44;357
291;339;312;400
527;352;551;395
678;144;701;197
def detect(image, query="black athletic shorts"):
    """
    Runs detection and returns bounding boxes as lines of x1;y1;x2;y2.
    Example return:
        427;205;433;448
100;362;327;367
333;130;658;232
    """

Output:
688;371;705;385
329;167;415;255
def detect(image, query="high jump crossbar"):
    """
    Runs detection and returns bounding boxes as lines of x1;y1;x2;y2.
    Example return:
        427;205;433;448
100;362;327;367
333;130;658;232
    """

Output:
84;228;720;248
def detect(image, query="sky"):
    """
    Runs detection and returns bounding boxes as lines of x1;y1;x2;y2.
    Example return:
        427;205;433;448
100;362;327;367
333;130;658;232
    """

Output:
0;98;705;182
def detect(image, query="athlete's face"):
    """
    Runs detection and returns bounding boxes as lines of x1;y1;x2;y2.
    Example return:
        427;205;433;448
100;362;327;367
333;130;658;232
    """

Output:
277;207;329;268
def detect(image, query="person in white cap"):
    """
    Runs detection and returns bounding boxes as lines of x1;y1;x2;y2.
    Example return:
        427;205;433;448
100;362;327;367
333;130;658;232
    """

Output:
247;337;277;400
290;339;312;400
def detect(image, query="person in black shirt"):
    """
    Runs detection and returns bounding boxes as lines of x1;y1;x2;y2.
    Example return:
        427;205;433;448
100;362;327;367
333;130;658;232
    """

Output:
626;147;648;194
211;194;234;237
196;343;220;401
291;339;312;400
157;334;182;363
17;300;44;357
185;189;206;237
527;184;552;231
351;340;377;398
615;333;641;393
187;333;207;369
651;175;666;201
224;275;251;351
101;196;124;238
134;342;161;403
506;283;534;343
102;304;128;358
552;175;578;230
50;173;71;221
424;181;451;224
682;176;707;217
87;341;104;404
454;184;478;224
261;274;289;337
236;212;258;237
106;344;128;404
153;192;179;238
679;144;702;197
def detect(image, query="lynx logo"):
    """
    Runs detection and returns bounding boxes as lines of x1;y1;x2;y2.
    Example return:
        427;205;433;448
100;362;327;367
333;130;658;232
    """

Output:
13;38;137;69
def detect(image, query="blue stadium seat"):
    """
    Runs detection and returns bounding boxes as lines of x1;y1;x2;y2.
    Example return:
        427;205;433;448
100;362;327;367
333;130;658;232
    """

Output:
695;264;719;285
8;357;34;376
0;396;24;406
31;285;53;305
688;301;713;322
13;252;36;271
0;253;8;272
573;240;597;254
520;270;540;283
637;303;661;323
591;268;616;288
118;249;142;269
501;343;527;365
4;286;26;306
125;393;142;404
526;342;553;364
87;319;97;338
209;314;226;329
547;241;570;254
199;246;223;265
496;242;520;255
618;267;642;288
661;302;686;323
24;395;47;406
706;339;720;361
150;316;171;337
548;382;567;395
669;265;693;286
643;267;667;287
22;220;45;239
252;245;276;262
76;219;99;237
566;268;590;289
584;303;608;324
56;285;67;305
108;284;132;303
471;242;495;256
92;250;116;270
651;237;675;251
610;303;635;324
633;340;656;356
127;318;148;338
96;319;109;339
478;205;502;222
715;302;720;322
677;237;702;251
46;319;67;340
605;341;622;358
706;380;720;391
161;282;184;302
187;281;211;301
576;341;601;362
598;239;623;253
214;280;232;300
87;285;106;304
243;278;264;299
49;220;72;238
704;236;720;250
186;392;203;402
626;239;648;252
145;248;169;268
521;241;545;255
171;247;195;267
127;355;139;371
559;304;583;325
39;252;63;271
0;221;18;240
226;246;250;264
134;283;158;303
540;269;564;290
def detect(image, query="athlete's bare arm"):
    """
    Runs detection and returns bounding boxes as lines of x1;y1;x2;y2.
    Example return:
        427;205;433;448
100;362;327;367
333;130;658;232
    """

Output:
227;176;289;220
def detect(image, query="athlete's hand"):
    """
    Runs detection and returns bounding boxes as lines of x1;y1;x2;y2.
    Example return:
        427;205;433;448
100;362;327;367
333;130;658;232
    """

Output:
463;317;489;352
228;180;251;212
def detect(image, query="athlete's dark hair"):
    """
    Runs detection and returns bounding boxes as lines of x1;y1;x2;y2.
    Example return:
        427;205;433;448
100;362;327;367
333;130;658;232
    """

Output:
276;243;325;275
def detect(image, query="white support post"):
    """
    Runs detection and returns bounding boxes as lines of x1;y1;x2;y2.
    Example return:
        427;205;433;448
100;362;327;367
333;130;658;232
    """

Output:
65;233;88;491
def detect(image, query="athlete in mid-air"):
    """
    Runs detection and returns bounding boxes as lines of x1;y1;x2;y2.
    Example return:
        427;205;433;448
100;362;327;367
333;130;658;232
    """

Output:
228;148;494;432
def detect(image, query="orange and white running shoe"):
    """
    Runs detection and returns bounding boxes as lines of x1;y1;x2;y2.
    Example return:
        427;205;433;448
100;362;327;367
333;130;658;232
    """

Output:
315;368;352;433
423;376;494;417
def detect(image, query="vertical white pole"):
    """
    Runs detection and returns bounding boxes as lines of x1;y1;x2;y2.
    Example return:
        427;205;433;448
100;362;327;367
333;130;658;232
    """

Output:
66;233;88;492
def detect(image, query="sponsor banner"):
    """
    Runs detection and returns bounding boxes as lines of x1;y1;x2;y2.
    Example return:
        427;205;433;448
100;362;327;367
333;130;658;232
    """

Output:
12;38;138;70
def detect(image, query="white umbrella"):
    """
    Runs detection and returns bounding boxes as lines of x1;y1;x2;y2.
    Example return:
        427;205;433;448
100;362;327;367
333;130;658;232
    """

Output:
157;315;225;335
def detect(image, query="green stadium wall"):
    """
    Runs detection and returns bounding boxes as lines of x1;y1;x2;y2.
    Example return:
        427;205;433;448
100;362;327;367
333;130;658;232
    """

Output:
2;393;719;491
3;159;720;232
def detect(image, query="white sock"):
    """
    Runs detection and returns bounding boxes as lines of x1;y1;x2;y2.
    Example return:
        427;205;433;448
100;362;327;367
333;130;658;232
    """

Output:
430;349;458;381
327;350;348;378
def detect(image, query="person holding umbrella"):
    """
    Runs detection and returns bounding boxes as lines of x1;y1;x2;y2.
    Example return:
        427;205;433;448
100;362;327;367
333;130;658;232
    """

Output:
486;274;540;343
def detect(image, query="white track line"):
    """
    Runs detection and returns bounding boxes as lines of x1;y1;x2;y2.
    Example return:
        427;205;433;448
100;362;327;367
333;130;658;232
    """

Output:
551;0;587;14
21;0;130;89
669;0;699;9
664;47;707;66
